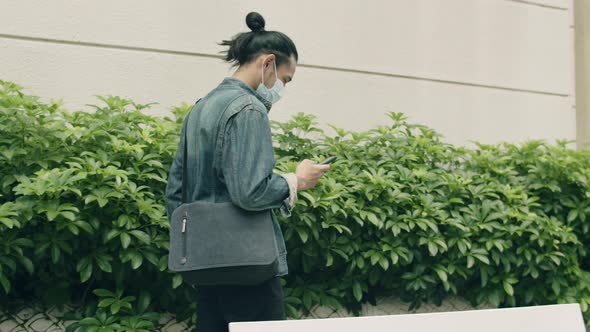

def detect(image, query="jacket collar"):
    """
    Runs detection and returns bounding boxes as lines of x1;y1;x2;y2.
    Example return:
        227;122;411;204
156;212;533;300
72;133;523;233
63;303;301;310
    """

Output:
221;77;272;112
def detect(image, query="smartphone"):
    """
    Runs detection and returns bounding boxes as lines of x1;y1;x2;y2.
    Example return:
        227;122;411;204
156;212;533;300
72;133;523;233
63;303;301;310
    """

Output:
319;156;337;165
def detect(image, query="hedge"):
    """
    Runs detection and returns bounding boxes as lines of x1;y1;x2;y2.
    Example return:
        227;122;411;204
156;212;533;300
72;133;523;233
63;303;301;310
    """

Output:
1;79;590;330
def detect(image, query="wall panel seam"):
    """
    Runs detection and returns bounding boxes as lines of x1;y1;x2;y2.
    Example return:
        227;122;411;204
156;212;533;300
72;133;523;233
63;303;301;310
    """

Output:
0;32;570;98
500;0;569;10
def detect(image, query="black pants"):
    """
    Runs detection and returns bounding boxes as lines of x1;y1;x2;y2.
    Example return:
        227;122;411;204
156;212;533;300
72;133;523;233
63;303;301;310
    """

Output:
193;277;285;332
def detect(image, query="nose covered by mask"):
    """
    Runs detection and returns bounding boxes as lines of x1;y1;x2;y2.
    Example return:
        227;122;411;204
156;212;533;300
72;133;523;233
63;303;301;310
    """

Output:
256;60;284;104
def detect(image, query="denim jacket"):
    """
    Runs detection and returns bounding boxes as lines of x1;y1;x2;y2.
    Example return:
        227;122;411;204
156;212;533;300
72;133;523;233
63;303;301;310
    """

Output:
164;77;293;276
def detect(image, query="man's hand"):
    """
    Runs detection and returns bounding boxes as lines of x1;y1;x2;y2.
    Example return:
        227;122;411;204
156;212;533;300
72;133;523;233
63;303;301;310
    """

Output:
295;159;330;191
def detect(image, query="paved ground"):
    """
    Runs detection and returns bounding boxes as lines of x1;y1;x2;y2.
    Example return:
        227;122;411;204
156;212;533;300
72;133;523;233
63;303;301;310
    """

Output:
0;296;487;331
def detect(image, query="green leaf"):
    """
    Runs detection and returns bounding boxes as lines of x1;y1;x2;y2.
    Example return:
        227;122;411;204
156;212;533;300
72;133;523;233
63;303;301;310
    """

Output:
0;217;14;229
104;229;121;243
46;210;59;221
503;281;514;296
428;242;438;256
467;256;475;268
19;256;34;275
61;211;76;221
130;252;143;269
390;252;399;265
296;228;308;243
121;295;136;303
457;241;467;254
96;257;112;273
435;268;448;282
379;257;389;271
303;292;312;310
326;253;333;267
94;289;115;297
300;192;315;204
357;256;366;269
144;252;159;266
474;254;490;265
137;291;151;314
370;254;380;266
130;230;151;245
489;290;501;307
352;282;362;302
51;245;61;264
79;318;101;326
172;274;183;289
120;233;131;249
367;213;383;228
76;257;89;272
481;268;488;286
75;220;94;234
67;224;79;235
0;274;11;293
158;255;168;272
136;321;155;329
98;298;116;307
111;302;121;315
80;263;93;283
97;198;108;208
285;303;300;319
567;209;578;222
552;280;561;294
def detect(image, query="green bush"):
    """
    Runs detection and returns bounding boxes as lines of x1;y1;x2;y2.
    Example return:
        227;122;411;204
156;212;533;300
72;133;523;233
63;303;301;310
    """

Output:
2;79;590;329
272;114;590;317
0;80;196;329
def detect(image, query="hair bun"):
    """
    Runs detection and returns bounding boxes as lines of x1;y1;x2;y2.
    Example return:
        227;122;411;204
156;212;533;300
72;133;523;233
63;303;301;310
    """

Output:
246;12;265;32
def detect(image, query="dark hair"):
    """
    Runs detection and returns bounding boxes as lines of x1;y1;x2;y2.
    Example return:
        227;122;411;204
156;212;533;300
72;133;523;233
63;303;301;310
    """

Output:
220;12;298;67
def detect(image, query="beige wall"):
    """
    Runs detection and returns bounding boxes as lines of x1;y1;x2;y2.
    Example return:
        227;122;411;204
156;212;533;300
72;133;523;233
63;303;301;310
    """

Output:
0;0;575;146
575;0;590;149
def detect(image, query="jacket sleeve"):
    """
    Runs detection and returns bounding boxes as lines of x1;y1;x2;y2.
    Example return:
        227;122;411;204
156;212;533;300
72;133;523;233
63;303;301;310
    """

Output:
221;108;291;211
164;115;188;222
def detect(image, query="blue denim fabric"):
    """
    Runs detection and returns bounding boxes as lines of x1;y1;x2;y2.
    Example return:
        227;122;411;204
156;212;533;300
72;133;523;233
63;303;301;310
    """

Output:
165;77;291;276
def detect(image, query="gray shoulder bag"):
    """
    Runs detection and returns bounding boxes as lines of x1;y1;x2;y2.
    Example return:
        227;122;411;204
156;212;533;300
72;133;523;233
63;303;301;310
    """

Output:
167;102;279;286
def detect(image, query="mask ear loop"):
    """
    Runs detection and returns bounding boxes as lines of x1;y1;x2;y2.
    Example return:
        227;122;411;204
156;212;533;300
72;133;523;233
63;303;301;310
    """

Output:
261;56;279;88
261;60;266;87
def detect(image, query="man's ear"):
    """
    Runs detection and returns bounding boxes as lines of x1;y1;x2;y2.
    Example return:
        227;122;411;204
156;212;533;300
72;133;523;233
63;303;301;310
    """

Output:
263;54;276;68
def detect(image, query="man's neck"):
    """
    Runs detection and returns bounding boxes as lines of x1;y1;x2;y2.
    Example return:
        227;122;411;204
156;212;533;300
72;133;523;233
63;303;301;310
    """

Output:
232;67;259;90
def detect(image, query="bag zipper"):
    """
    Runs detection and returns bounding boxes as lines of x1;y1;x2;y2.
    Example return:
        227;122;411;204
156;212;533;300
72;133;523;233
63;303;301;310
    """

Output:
180;213;187;265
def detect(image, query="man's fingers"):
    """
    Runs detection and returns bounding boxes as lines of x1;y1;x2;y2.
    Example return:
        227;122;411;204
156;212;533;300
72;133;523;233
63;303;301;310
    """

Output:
313;164;330;171
296;159;332;191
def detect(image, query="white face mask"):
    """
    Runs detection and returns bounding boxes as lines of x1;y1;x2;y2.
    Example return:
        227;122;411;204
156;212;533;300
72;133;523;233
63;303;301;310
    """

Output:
256;60;285;104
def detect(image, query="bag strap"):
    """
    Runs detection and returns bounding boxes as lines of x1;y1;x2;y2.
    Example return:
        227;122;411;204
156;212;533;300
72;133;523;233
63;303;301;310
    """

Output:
181;99;201;204
211;94;253;179
181;94;251;204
